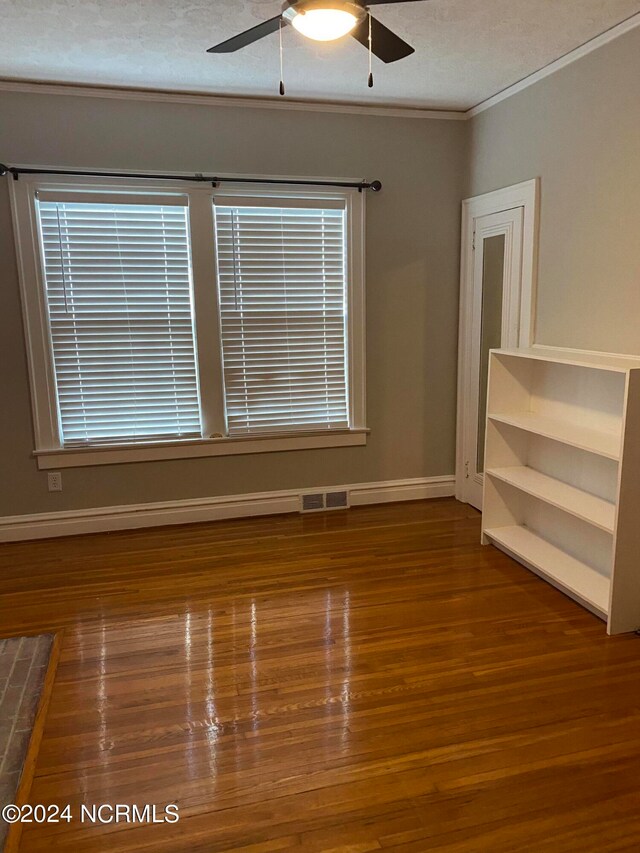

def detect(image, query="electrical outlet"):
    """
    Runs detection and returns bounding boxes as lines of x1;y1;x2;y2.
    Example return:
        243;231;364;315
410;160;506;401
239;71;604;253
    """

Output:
47;471;62;492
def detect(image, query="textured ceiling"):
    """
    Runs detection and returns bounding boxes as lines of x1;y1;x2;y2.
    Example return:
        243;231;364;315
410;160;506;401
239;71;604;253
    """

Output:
0;0;639;110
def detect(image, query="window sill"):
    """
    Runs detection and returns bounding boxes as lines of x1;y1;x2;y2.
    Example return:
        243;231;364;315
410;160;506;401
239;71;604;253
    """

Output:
34;429;369;470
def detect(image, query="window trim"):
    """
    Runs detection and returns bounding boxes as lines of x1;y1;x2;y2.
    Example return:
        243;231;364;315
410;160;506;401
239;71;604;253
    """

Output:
10;174;367;469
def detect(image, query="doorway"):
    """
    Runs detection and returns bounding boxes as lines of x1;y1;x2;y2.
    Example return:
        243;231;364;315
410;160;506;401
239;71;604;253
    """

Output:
456;180;539;510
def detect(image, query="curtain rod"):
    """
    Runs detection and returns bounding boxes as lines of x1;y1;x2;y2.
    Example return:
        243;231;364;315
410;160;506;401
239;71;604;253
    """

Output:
0;164;382;192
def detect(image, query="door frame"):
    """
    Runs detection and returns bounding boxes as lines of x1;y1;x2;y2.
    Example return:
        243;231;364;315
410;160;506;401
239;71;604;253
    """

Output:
463;208;523;508
455;178;540;505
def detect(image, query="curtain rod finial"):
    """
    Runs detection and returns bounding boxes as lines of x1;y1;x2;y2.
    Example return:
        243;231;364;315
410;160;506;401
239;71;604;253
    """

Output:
0;164;8;177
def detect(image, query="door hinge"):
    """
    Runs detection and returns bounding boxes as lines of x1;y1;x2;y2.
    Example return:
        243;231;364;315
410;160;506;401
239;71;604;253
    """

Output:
472;230;476;251
465;461;470;479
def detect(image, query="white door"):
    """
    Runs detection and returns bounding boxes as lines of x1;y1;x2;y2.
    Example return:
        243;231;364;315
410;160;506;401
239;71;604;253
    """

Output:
457;207;524;509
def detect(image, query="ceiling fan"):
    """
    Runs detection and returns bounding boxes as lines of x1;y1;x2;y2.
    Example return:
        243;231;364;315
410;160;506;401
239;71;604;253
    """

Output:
207;0;425;65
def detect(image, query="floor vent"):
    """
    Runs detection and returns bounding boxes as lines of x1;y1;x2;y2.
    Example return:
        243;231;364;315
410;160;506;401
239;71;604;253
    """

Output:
300;490;350;513
301;493;325;512
326;490;349;509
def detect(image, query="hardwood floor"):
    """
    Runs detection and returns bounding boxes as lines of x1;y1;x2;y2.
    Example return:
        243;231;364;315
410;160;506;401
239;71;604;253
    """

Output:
1;498;640;851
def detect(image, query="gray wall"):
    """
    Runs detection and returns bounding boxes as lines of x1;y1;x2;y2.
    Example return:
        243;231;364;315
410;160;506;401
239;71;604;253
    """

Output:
0;91;466;516
468;25;640;355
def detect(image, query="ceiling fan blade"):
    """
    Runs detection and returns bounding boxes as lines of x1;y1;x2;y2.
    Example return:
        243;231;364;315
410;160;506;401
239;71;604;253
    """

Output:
365;0;427;4
351;14;414;63
207;15;282;53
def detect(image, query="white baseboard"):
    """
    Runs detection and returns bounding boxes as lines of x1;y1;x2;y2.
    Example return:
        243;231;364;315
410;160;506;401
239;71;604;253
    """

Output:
0;475;455;543
349;476;454;505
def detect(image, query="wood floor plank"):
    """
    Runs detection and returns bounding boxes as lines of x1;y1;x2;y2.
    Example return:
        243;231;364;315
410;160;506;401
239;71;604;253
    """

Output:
1;498;640;851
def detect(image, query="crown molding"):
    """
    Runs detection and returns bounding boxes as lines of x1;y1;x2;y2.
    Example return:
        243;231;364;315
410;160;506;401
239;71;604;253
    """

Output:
467;11;640;118
1;11;638;124
0;78;467;121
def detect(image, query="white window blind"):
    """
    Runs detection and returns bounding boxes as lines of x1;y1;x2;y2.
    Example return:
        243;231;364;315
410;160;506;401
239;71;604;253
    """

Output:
214;201;349;435
37;197;202;445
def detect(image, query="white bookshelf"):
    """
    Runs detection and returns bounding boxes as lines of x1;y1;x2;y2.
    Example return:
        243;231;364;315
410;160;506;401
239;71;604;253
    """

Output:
482;347;640;634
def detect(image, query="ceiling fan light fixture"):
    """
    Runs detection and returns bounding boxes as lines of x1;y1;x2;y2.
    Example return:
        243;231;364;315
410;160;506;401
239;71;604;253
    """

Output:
285;1;366;42
292;9;358;41
208;0;416;69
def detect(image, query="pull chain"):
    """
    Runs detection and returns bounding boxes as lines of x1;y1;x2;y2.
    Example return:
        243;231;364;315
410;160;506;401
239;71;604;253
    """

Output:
279;19;286;96
367;14;373;88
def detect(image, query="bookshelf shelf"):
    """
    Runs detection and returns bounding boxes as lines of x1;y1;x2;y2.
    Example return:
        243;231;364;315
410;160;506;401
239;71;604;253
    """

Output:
488;413;621;460
486;466;616;532
484;525;610;618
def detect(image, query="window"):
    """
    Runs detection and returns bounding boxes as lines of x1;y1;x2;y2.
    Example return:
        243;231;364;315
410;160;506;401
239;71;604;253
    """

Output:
214;200;348;435
11;177;366;468
37;196;201;445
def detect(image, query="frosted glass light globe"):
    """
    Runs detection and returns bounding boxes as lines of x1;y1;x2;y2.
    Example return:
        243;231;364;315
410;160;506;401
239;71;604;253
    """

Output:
291;8;359;41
